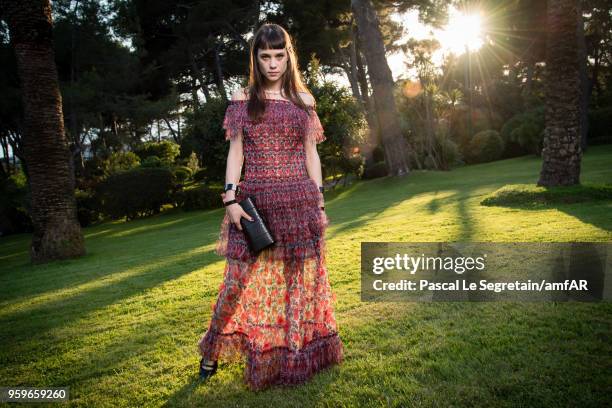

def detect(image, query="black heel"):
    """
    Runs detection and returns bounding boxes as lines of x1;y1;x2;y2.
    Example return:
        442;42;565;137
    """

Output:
199;358;218;380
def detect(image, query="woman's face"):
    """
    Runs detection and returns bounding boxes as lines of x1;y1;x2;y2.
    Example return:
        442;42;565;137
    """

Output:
257;48;288;83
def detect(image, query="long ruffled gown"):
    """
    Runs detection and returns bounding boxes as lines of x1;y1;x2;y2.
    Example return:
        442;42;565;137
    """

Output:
197;97;344;391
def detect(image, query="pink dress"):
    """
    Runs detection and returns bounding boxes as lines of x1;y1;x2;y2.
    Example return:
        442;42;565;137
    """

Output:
197;98;344;391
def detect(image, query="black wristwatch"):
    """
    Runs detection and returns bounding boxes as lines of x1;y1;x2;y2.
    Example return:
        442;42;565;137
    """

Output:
224;183;238;192
223;199;238;207
318;186;324;193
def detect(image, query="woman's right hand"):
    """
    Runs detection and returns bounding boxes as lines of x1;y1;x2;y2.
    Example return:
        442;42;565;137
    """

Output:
221;192;253;231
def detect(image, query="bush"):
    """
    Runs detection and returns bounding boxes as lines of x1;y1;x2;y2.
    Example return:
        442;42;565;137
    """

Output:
363;161;388;179
134;140;180;166
193;168;208;182
75;188;103;227
172;165;193;184
141;155;162;168
500;106;545;155
468;130;505;163
0;170;32;236
105;151;141;176
588;106;612;145
433;128;463;170
175;185;224;211
96;167;175;220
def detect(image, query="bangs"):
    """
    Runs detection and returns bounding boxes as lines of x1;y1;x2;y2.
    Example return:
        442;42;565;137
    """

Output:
257;29;286;50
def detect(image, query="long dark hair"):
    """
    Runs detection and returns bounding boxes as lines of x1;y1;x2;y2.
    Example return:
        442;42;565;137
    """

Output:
245;23;313;121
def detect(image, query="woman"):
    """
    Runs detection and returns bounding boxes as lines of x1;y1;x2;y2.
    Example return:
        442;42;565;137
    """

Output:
197;23;344;391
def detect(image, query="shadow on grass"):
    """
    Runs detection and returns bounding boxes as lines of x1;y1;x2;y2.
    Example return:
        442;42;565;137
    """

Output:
0;209;224;304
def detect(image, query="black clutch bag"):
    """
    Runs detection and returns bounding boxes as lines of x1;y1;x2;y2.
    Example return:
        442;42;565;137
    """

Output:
238;196;275;254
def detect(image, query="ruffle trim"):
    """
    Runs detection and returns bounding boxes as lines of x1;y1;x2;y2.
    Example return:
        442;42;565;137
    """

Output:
304;106;326;145
197;330;344;391
222;100;326;144
215;178;329;263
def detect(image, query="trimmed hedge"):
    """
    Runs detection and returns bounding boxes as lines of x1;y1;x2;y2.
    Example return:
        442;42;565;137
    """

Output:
175;185;224;211
96;167;175;220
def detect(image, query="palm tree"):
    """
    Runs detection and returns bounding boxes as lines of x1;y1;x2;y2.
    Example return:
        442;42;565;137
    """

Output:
538;0;583;186
351;0;411;176
2;0;85;262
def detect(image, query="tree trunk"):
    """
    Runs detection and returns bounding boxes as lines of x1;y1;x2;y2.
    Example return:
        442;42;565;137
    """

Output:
213;41;228;101
577;7;589;151
3;0;86;262
351;0;410;176
538;0;582;187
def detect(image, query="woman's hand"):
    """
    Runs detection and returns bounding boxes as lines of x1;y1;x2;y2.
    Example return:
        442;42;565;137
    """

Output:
221;192;253;231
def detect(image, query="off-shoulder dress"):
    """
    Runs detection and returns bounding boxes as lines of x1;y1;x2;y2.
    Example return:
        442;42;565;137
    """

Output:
197;97;344;391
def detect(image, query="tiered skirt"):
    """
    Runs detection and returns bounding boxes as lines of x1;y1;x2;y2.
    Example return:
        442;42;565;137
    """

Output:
197;177;344;391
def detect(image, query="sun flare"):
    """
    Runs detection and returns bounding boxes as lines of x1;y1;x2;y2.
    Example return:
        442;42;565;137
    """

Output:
439;9;484;55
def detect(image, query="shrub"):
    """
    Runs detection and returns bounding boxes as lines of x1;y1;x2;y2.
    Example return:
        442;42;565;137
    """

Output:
193;168;208;182
433;128;463;170
588;106;612;145
468;130;505;163
175;185;224;211
105;151;141;176
75;188;103;227
134;140;180;166
0;170;32;236
500;106;545;155
363;161;388;179
141;155;162;168
96;167;175;220
173;165;193;184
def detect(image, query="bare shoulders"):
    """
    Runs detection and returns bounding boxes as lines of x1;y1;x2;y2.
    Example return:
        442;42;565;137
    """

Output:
298;92;315;107
231;88;249;101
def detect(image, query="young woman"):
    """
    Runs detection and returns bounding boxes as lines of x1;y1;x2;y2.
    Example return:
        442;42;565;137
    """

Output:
197;23;344;391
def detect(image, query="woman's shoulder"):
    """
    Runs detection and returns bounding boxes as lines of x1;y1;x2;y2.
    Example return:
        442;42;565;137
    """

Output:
231;87;249;101
297;91;315;107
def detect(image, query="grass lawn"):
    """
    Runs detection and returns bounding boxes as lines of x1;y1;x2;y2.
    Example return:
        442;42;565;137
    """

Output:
1;145;611;407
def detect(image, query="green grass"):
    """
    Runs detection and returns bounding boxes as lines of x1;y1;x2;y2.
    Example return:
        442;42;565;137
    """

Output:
481;182;612;207
1;145;611;407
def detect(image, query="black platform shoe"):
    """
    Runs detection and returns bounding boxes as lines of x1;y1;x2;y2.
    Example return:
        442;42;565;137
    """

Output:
199;358;218;380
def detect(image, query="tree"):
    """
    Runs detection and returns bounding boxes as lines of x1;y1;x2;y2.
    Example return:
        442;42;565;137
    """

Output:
537;0;583;186
351;0;410;176
1;0;86;262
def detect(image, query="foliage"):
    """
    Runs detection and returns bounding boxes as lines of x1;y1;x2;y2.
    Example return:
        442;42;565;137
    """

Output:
432;127;463;170
181;98;229;183
75;188;103;227
140;155;162;168
174;184;224;211
468;130;505;163
500;106;545;155
105;151;141;176
0;169;32;236
172;165;193;184
588;106;612;145
307;77;368;181
133;140;180;166
362;161;389;179
95;167;175;220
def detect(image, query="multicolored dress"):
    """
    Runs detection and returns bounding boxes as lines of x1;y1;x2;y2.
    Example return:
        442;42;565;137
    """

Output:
197;97;344;391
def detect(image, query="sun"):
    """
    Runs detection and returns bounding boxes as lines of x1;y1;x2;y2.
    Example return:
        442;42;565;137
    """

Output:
439;9;484;55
